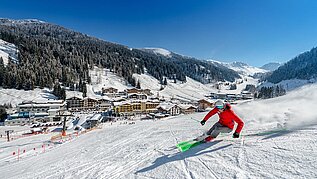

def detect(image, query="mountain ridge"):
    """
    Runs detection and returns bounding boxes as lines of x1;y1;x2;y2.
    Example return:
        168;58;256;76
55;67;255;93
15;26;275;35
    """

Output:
266;47;317;83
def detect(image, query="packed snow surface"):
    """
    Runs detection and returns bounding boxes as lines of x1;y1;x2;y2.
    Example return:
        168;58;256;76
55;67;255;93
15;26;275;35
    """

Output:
1;84;317;178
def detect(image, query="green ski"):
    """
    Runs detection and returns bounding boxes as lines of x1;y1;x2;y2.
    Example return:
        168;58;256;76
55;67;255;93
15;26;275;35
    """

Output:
176;140;203;152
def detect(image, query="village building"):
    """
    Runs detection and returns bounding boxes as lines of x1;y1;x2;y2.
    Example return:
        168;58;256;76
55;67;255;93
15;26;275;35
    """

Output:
4;112;36;126
241;91;253;99
126;88;152;96
114;101;133;114
197;99;213;111
18;100;66;113
128;93;147;100
6;100;67;124
102;87;118;94
18;100;66;121
114;100;160;115
66;97;112;112
97;98;112;111
127;88;142;94
102;87;127;98
156;103;181;116
66;96;83;110
178;104;197;114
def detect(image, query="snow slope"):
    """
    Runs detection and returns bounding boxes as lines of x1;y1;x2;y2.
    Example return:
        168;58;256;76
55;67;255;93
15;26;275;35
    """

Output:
0;39;19;66
89;67;131;92
1;84;317;178
88;66;219;101
88;66;259;102
0;88;57;107
133;73;217;101
260;62;281;71
225;62;268;76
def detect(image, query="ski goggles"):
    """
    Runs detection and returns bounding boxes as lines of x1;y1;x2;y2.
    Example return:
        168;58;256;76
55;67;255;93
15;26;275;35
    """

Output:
216;105;224;109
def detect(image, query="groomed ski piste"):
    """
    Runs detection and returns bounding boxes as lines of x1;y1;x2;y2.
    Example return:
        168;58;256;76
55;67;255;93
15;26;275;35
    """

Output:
1;84;317;178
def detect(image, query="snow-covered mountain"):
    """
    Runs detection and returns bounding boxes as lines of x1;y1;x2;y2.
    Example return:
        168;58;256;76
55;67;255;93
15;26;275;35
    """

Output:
1;83;317;178
0;19;242;90
266;47;317;84
0;39;19;66
260;62;281;71
0;18;45;25
208;60;268;76
141;48;172;57
260;47;317;91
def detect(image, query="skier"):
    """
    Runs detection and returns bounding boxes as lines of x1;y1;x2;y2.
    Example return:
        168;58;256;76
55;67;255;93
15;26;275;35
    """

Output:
198;100;244;142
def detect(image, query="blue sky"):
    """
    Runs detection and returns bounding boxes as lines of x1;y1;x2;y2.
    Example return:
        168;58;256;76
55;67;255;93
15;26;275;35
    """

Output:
1;0;317;67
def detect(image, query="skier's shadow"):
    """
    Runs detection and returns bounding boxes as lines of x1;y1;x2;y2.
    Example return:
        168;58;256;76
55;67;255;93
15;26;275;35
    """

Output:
245;129;294;140
136;140;232;173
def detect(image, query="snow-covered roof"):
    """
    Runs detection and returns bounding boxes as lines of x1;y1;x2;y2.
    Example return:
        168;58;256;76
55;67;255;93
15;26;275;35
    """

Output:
157;103;177;111
18;103;65;108
178;104;197;110
34;112;49;116
47;109;60;112
113;101;131;106
87;114;102;121
66;91;83;99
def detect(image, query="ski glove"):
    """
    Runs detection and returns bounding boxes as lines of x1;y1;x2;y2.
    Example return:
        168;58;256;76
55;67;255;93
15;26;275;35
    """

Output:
200;120;206;126
233;132;240;138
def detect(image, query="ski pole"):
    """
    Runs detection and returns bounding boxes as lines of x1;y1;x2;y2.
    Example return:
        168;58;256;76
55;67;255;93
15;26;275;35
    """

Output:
189;117;201;123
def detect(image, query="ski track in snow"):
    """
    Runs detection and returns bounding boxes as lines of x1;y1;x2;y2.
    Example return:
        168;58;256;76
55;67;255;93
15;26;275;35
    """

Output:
0;111;317;179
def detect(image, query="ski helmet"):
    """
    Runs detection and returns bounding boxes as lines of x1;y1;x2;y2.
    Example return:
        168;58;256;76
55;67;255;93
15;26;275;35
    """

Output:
214;100;225;109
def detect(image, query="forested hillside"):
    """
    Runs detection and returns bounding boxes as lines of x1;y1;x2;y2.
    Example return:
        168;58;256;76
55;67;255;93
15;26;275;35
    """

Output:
266;47;317;83
0;18;240;91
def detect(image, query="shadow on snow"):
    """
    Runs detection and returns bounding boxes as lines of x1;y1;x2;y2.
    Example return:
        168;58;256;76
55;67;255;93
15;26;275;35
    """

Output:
244;128;294;140
136;140;232;174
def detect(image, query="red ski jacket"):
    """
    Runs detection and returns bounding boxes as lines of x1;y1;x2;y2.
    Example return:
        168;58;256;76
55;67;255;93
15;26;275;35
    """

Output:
202;103;244;133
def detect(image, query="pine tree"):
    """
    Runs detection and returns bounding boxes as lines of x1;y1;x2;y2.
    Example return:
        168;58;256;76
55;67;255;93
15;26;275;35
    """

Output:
0;57;4;86
53;82;65;100
0;106;7;122
82;83;87;98
136;80;141;89
61;88;66;100
163;78;167;85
